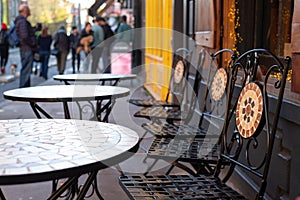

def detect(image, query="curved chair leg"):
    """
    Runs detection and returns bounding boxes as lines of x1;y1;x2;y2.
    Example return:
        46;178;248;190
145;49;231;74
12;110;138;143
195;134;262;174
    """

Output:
169;161;197;176
143;158;159;175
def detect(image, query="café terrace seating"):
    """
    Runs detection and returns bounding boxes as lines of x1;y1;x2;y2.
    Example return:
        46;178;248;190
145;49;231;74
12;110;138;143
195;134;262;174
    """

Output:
142;48;237;176
119;49;291;199
130;48;220;127
129;48;192;108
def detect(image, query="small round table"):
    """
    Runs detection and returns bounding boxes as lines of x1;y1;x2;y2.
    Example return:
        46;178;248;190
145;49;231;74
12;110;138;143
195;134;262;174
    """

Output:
53;73;136;86
3;85;130;122
0;119;139;199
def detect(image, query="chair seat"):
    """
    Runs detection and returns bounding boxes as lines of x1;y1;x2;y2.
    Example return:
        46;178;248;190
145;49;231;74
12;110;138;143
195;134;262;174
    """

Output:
129;99;179;107
147;137;219;162
142;122;207;138
134;107;189;121
119;174;246;199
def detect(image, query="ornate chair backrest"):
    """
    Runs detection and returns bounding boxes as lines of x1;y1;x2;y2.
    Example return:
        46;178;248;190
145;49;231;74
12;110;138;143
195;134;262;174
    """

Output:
180;47;208;123
166;48;191;105
194;48;237;131
217;49;291;200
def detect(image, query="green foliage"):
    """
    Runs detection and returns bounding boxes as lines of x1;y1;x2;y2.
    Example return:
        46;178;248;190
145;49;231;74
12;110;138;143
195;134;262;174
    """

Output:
27;0;71;35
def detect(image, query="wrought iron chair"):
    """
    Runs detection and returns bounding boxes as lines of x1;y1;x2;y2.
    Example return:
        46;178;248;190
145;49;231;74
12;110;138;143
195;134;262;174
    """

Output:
133;48;208;124
129;48;192;108
119;49;291;199
142;49;236;176
135;48;203;153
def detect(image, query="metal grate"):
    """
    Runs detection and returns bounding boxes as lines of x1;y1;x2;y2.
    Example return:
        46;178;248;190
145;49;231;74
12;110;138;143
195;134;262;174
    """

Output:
134;107;189;121
119;175;246;200
128;99;179;107
147;137;219;162
142;122;207;138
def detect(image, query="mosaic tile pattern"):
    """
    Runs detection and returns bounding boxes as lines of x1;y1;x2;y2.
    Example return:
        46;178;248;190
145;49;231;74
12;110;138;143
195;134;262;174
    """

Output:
236;82;264;138
0;119;139;178
174;60;185;84
211;68;227;101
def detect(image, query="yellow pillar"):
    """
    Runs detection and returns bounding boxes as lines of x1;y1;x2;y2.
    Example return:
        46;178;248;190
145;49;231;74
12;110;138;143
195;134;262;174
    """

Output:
144;0;173;100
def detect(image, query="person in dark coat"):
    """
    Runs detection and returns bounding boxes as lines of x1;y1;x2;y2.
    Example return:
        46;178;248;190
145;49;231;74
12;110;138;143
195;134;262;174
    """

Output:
77;22;93;73
98;17;115;73
77;22;93;55
116;15;132;44
69;26;80;73
37;26;52;79
15;4;37;88
54;25;69;74
0;23;9;74
32;22;42;75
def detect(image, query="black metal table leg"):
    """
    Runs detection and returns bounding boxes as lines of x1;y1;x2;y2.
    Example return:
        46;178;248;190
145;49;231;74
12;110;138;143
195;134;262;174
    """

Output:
48;177;78;200
77;171;104;200
96;99;115;122
0;188;6;200
63;102;71;119
30;102;53;119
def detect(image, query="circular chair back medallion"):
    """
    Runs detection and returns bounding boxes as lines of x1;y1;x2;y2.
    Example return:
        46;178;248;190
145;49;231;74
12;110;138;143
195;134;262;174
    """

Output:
236;82;264;138
211;68;228;101
174;60;185;84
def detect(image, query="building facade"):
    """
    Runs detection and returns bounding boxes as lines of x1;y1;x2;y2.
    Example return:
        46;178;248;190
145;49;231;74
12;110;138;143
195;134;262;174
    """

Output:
143;0;300;199
1;0;20;27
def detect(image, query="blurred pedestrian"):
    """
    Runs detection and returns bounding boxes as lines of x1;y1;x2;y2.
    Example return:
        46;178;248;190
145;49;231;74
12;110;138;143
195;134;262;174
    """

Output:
91;16;104;73
77;22;93;55
69;26;80;73
37;26;52;79
116;15;132;44
15;4;37;88
98;17;114;73
0;23;10;74
32;22;42;75
54;25;69;75
34;23;42;37
77;22;93;72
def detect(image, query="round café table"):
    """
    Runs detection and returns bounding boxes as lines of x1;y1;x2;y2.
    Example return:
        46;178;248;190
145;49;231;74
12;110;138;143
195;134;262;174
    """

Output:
0;119;139;199
53;73;136;86
3;85;130;122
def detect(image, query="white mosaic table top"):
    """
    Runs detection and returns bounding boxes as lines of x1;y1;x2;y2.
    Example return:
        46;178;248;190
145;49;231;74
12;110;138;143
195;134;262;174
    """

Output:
53;73;136;82
3;85;130;102
0;119;139;184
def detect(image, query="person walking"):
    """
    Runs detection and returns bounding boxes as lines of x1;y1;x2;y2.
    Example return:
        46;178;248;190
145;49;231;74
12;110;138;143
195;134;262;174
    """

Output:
54;25;69;75
69;26;80;73
77;22;93;73
32;22;42;75
91;16;104;73
98;17;114;73
15;4;37;88
116;15;132;44
0;23;10;74
37;26;52;79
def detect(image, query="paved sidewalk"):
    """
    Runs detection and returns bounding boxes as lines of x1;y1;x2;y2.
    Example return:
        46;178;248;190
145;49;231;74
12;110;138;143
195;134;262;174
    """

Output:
0;75;155;199
0;55;179;199
0;47;55;83
0;48;70;102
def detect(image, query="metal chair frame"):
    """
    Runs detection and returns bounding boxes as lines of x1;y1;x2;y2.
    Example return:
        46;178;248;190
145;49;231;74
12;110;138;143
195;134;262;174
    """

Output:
132;48;210;124
129;48;192;108
142;49;236;176
119;49;291;200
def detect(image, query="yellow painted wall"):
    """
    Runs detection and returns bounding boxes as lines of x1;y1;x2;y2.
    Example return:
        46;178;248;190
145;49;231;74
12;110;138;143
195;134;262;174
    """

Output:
145;0;173;100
